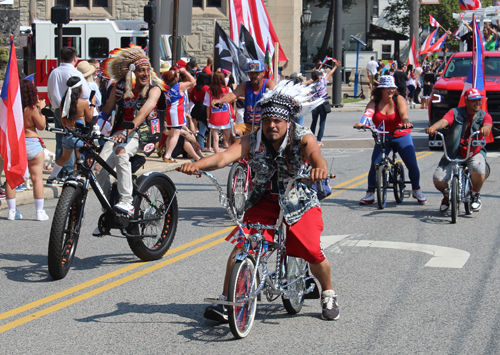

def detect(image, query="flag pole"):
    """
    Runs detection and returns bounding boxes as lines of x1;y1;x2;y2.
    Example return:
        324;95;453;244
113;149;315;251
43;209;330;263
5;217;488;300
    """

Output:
273;42;279;81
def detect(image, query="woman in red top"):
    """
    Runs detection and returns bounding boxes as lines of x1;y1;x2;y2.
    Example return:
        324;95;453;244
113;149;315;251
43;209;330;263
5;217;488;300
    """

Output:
354;75;427;205
189;72;211;151
204;72;233;152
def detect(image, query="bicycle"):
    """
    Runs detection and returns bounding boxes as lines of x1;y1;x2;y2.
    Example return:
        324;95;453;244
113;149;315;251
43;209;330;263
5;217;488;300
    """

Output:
361;125;412;209
429;130;485;223
45;119;178;280
187;170;331;339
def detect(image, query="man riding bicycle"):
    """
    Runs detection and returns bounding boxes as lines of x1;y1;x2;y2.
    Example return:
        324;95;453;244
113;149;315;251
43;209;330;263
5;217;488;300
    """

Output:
211;60;275;137
95;46;165;218
425;88;492;212
181;80;340;322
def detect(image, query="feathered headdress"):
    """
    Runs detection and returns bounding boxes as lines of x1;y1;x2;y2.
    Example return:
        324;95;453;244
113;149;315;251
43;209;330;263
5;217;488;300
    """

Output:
102;44;164;99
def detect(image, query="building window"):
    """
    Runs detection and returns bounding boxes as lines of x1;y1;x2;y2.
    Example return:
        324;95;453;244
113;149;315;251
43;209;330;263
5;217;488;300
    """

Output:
194;0;222;8
373;0;379;18
51;0;112;17
192;0;226;17
381;44;392;60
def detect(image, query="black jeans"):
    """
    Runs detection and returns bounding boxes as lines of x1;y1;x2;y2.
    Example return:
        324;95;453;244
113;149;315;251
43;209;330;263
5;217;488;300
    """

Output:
310;104;327;142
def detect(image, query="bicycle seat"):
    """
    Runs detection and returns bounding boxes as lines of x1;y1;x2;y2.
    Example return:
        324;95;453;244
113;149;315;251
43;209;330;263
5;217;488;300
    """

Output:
130;155;146;174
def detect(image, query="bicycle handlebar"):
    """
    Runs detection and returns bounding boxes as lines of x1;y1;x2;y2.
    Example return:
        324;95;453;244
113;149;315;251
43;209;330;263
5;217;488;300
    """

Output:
431;131;484;163
46;125;115;144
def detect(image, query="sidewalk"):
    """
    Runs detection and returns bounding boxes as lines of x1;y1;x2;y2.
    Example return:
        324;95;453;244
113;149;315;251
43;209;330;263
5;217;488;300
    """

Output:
0;97;368;210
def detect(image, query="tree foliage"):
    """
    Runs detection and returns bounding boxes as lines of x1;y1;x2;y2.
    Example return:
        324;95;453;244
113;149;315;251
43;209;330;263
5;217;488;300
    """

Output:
383;0;495;35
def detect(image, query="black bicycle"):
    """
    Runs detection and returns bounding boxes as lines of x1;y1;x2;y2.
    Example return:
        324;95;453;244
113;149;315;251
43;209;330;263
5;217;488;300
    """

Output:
46;120;178;280
363;126;412;209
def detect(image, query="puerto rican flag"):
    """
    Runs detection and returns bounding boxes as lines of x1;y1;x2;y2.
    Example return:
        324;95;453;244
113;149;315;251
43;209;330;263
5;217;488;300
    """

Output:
427;32;448;53
420;29;438;55
460;0;482;10
322;56;337;66
452;28;460;40
458;15;493;143
429;15;441;28
407;36;420;68
229;0;288;67
0;36;28;189
225;225;246;248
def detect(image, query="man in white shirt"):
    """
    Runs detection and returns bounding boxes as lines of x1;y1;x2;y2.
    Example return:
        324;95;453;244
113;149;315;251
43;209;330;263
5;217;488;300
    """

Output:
366;56;379;93
47;47;91;183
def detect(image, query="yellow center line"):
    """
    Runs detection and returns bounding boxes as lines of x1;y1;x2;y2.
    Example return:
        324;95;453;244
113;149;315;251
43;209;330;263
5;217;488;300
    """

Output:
0;226;234;322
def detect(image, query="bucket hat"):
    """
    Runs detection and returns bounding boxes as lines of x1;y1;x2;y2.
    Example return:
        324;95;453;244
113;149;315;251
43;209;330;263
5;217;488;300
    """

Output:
377;75;398;89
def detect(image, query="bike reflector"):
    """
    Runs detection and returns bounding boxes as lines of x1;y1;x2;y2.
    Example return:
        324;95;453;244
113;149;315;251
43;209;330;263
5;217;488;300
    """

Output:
472;140;486;147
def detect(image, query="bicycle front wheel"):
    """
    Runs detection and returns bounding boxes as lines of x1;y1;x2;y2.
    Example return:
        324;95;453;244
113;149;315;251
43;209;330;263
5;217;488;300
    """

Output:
376;165;388;209
227;162;247;222
282;256;307;315
127;174;178;261
48;185;84;280
393;162;405;203
451;175;459;223
463;173;473;215
228;258;258;339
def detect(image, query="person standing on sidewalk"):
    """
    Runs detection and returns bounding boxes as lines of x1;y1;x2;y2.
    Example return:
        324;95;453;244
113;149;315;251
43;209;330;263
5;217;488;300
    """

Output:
47;47;91;183
5;80;50;220
366;56;379;93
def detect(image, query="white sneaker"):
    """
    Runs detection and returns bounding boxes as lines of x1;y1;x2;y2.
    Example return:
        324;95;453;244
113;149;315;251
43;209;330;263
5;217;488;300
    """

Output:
359;191;375;205
412;188;427;204
8;209;23;220
36;210;49;221
113;201;135;217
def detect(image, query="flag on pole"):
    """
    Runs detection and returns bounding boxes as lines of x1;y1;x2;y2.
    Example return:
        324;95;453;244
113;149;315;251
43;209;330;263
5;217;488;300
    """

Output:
321;56;337;66
451;28;461;41
458;15;493;143
429;15;441;28
229;0;288;64
407;36;420;68
239;23;265;62
225;227;245;248
427;32;448;53
0;36;28;190
459;0;482;10
420;29;438;55
213;22;249;84
264;40;274;80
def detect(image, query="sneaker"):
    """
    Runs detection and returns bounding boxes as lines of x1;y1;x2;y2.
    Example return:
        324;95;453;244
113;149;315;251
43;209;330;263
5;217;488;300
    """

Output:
359;191;375;205
412;188;427;204
36;210;49;221
321;290;340;320
0;191;5;200
471;193;482;212
15;185;27;192
318;141;324;147
113;201;135;217
92;227;103;236
7;209;23;220
440;195;449;213
204;296;228;323
46;178;64;186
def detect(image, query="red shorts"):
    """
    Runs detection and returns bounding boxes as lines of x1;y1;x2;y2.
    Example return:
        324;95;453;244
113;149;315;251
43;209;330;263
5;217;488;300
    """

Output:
232;197;325;264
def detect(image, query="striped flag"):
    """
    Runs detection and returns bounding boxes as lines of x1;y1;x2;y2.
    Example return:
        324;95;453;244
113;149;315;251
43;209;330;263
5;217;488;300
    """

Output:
0;36;28;189
427;32;448;53
407;36;420;68
452;28;461;41
322;56;337;66
225;226;245;248
229;0;288;66
420;29;438;55
429;15;441;28
459;0;482;10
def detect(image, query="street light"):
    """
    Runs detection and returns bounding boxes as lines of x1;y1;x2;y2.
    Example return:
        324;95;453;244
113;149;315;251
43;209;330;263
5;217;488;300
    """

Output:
301;6;312;31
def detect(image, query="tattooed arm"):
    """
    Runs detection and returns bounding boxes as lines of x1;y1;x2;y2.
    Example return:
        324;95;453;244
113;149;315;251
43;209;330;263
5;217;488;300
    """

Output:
180;134;251;175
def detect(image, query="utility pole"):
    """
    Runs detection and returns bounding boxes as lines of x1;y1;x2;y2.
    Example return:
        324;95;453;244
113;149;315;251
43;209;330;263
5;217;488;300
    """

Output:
332;0;342;107
409;0;420;61
171;0;179;66
29;0;36;24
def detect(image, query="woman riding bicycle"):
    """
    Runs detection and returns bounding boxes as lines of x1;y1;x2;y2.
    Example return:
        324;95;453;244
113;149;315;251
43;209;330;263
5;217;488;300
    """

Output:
353;75;427;205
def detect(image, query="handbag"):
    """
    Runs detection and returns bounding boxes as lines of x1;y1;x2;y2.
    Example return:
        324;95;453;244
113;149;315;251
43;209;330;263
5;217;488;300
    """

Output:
322;100;331;114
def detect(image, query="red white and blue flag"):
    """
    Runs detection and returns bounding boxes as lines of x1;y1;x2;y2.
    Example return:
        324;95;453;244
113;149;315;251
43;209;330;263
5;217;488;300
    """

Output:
452;28;461;41
427;32;448;53
458;15;493;142
407;36;420;68
429;15;441;28
229;0;288;67
459;0;482;10
420;29;438;55
322;56;337;66
0;36;28;189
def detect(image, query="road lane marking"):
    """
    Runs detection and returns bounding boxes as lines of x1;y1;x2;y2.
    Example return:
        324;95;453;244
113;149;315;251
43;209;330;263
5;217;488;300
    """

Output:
322;235;470;268
0;226;234;323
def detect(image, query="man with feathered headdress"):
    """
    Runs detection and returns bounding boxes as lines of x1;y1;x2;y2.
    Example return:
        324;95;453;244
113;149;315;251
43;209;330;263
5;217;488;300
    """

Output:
95;45;165;218
180;80;340;322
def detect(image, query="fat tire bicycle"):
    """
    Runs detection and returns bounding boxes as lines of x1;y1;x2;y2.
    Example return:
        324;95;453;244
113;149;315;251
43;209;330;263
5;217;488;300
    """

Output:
430;131;486;223
46;121;178;280
362;126;412;209
188;170;331;339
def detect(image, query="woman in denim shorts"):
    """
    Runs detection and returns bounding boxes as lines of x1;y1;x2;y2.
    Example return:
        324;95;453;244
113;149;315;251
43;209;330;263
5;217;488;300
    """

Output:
4;80;49;221
46;76;95;186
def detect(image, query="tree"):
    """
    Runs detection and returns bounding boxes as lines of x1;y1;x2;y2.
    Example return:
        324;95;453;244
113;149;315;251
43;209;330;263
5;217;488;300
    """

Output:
311;0;357;60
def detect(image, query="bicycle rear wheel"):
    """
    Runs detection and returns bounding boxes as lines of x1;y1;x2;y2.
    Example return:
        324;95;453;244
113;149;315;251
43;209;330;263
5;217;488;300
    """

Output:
451;175;459;223
282;256;307;314
227;162;247;222
228;258;258;339
376;165;388;209
463;173;473;215
393;162;405;203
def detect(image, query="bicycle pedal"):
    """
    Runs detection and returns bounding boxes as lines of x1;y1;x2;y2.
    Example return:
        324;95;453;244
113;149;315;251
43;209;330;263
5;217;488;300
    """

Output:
304;278;320;299
403;190;411;198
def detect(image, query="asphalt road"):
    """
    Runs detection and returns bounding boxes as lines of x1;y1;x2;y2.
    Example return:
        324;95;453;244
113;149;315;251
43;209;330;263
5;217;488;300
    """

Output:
1;110;500;354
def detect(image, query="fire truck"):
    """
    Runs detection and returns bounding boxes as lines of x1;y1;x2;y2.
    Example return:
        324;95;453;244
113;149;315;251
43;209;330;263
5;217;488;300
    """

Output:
22;20;184;103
